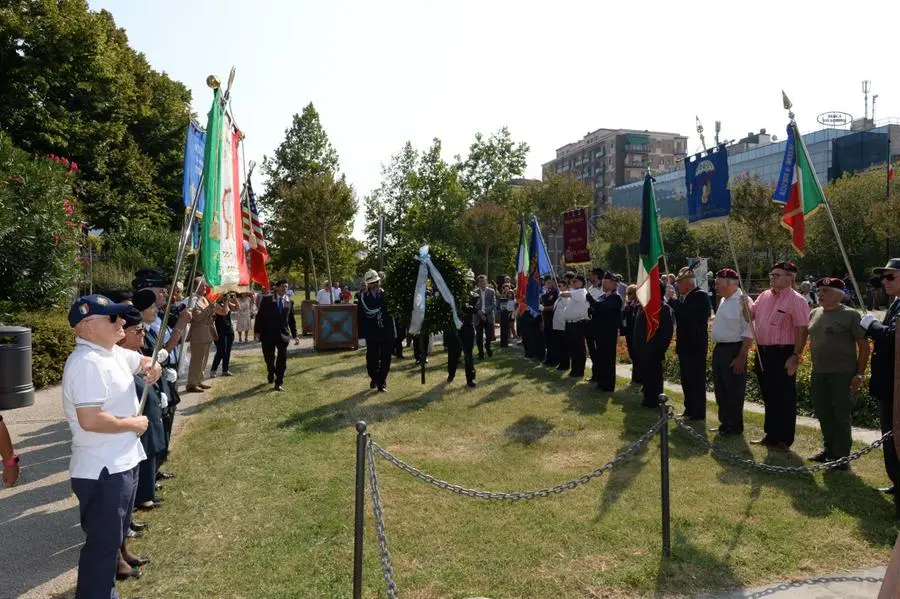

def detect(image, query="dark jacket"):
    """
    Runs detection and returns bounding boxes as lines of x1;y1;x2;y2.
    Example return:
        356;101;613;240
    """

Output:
867;298;898;401
254;293;298;343
633;303;674;359
622;300;640;338
668;286;711;355
133;374;166;456
358;290;396;342
587;291;623;340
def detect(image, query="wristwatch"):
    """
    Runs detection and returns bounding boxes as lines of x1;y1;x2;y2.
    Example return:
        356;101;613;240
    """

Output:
2;454;19;469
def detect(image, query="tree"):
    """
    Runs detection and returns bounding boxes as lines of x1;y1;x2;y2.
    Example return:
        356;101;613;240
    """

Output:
363;141;418;251
462;201;517;279
591;206;641;281
729;174;786;282
458;127;529;204
261;103;339;185
0;0;192;232
533;173;593;267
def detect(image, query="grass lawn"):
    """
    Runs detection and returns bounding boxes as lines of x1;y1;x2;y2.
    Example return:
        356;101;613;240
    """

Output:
128;347;898;598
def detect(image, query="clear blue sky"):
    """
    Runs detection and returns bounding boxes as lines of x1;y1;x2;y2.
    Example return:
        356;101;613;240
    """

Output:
88;0;900;237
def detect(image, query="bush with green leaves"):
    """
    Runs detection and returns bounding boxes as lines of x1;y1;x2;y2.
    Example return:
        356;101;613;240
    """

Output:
0;133;83;312
1;310;75;389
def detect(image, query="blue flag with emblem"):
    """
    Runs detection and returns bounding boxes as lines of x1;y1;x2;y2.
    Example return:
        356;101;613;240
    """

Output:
182;121;206;249
684;143;731;223
525;217;553;316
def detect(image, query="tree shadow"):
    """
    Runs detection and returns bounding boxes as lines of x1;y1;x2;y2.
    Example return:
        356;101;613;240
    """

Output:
179;383;272;417
469;383;517;408
822;468;897;547
655;532;743;598
503;416;554;446
563;385;619;416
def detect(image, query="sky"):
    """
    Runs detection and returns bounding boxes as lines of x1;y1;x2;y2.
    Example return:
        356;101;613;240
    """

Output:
88;0;900;238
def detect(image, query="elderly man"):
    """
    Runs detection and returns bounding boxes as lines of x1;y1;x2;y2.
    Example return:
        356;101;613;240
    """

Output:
586;271;623;391
749;261;811;450
185;277;218;393
255;279;299;391
633;282;674;408
808;277;869;467
710;269;754;436
669;266;712;421
475;275;497;360
860;259;900;507
561;275;590;378
62;295;160;598
316;281;335;306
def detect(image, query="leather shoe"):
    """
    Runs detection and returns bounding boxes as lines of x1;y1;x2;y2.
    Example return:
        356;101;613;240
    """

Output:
377;386;386;393
878;486;897;495
185;386;204;393
370;379;376;389
135;501;162;511
446;375;455;383
126;528;142;539
130;520;147;531
467;380;477;388
274;384;285;392
198;383;212;390
809;451;829;463
750;437;771;446
156;471;176;480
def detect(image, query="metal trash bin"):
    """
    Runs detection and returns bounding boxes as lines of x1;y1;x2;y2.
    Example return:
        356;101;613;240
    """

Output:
0;326;35;410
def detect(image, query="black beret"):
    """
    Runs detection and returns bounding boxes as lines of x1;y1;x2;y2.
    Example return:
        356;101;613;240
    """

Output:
591;267;605;277
107;290;133;303
121;307;144;328
133;288;157;311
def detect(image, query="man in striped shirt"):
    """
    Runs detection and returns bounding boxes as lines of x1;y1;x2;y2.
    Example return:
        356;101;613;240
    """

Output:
749;261;811;451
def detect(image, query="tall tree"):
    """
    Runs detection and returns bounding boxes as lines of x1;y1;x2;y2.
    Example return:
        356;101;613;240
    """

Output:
458;127;529;205
534;172;593;267
363;141;418;250
262;103;339;186
0;0;192;231
592;206;641;281
729;174;785;280
462;201;517;279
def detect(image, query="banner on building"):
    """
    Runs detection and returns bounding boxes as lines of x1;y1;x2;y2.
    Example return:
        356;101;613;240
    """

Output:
562;208;590;265
684;144;732;223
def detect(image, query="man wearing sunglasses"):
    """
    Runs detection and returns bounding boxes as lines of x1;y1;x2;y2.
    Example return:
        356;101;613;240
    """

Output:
860;258;900;512
62;295;161;598
748;261;810;451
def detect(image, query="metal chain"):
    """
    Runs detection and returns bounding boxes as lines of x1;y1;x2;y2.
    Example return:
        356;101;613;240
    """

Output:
673;416;892;474
366;440;399;599
370;413;667;501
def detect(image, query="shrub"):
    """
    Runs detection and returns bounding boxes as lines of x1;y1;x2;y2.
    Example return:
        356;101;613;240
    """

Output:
1;310;75;389
0;133;84;311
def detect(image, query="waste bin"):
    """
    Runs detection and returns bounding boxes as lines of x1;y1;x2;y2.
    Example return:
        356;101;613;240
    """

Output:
0;327;35;410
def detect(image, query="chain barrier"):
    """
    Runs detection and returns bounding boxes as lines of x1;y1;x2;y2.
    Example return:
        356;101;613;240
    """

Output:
366;440;399;599
672;416;893;475
370;413;667;501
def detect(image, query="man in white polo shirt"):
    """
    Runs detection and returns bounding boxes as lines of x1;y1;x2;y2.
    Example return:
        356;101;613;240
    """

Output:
63;294;160;599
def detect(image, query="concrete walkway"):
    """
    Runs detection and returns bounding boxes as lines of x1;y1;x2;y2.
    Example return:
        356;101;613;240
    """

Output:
0;337;891;598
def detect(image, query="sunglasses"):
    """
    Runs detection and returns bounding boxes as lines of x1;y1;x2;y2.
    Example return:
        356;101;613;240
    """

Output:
884;273;898;282
127;325;145;334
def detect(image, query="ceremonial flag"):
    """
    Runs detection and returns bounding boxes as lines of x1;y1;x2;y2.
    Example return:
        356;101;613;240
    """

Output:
684;144;732;223
636;174;663;340
241;180;270;289
199;89;248;290
525;217;553;316
773;123;824;255
515;220;528;315
182;122;206;249
562;208;590;265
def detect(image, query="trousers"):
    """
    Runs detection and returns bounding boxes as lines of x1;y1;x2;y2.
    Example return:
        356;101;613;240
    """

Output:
476;319;493;357
678;350;708;420
755;345;797;446
366;340;392;387
261;339;288;385
712;342;746;434
445;327;476;382
811;371;854;458
187;341;211;387
594;332;618;392
879;395;900;487
71;466;138;599
566;321;587;376
211;326;234;373
499;311;510;347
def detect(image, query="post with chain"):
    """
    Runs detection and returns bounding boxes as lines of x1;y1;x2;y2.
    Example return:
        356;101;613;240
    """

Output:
353;421;368;599
658;394;672;558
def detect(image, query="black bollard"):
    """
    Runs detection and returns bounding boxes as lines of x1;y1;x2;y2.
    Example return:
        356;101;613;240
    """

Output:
353;421;368;599
658;394;671;558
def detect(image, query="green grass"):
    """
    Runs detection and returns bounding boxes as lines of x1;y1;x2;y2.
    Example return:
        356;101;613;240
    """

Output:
128;348;898;598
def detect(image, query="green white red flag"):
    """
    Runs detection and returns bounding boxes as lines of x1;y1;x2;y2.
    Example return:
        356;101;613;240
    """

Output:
772;122;824;255
636;174;663;340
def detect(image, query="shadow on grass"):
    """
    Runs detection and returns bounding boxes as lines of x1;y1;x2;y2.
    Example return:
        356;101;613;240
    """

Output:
470;382;516;408
180;382;271;416
822;468;897;546
504;415;554;446
657;532;742;597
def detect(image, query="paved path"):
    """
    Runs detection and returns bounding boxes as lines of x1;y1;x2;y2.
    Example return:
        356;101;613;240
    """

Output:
0;336;891;598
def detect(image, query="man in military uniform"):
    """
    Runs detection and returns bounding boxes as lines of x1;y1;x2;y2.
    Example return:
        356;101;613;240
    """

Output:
541;276;560;367
358;269;396;392
587;271;623;391
634;282;674;408
255;279;299;391
445;269;478;387
860;258;900;512
669;266;712;421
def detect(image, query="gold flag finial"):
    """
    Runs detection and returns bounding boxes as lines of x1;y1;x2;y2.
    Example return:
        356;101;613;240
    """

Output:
206;75;221;89
782;90;792;110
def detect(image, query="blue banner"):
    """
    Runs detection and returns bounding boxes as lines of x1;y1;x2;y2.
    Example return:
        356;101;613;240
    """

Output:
525;217;553;316
182;121;206;248
772;123;797;204
684;143;732;223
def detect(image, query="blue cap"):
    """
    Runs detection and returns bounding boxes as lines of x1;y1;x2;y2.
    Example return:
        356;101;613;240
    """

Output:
68;295;133;328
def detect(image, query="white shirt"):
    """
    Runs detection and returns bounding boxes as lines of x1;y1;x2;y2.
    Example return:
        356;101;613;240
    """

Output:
316;289;334;305
565;288;590;322
552;297;569;330
587;285;603;302
62;338;146;479
711;289;754;343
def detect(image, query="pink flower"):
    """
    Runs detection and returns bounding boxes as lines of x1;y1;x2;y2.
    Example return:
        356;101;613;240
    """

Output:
70;162;78;172
66;220;74;228
60;157;70;167
64;199;75;215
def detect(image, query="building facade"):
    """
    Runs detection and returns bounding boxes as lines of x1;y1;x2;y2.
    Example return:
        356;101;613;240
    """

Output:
542;128;688;211
612;122;900;218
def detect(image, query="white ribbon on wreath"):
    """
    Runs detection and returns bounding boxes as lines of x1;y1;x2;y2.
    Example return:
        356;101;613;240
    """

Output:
408;245;463;335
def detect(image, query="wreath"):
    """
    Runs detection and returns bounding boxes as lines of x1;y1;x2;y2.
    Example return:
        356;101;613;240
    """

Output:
384;242;468;337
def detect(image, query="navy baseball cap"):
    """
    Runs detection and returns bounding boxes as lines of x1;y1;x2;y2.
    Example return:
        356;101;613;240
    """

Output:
68;295;133;328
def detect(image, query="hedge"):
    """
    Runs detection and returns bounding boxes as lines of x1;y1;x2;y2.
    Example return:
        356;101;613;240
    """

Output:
2;310;74;389
618;338;880;429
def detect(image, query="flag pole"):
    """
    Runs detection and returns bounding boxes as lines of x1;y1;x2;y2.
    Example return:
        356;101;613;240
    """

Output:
647;168;669;275
532;215;558;284
783;95;866;313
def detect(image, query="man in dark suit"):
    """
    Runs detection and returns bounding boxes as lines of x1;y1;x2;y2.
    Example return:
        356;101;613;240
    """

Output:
254;279;299;391
669;266;712;421
587;271;623;391
475;275;497;359
860;258;900;512
633;283;674;408
358;269;396;392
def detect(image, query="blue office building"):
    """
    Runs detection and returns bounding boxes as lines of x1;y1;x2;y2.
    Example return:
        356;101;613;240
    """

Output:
613;123;900;217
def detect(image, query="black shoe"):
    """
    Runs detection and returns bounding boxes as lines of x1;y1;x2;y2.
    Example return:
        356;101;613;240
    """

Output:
370;379;376;389
832;463;850;472
126;528;142;539
478;354;484;360
378;386;387;393
467;380;477;388
486;348;492;357
130;520;147;531
809;451;829;463
750;437;772;446
156;471;176;480
447;375;455;383
878;486;897;495
268;374;274;384
274;384;285;392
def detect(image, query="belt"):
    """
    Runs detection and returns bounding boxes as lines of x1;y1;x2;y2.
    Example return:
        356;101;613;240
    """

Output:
758;344;794;349
714;340;743;346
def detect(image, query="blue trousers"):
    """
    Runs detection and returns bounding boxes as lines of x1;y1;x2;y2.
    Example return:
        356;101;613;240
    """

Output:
71;466;138;599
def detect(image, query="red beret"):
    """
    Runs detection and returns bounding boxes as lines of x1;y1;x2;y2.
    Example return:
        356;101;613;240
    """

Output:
715;268;739;279
816;277;845;290
771;260;798;273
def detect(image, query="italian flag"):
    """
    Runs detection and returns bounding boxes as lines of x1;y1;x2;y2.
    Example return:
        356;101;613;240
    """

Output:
515;220;528;315
774;122;824;255
636;174;662;341
199;88;248;291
